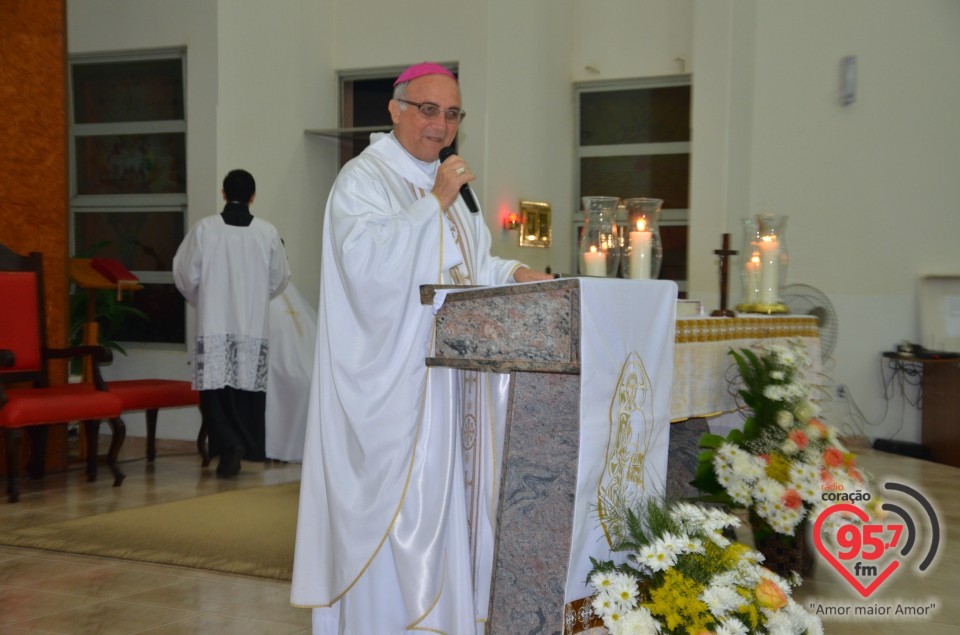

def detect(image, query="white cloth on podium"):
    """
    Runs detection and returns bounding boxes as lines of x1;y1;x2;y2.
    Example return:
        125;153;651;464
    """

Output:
265;281;317;462
566;278;678;603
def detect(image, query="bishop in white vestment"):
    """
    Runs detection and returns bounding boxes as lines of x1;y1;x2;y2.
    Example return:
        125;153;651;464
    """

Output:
265;280;317;462
291;63;552;634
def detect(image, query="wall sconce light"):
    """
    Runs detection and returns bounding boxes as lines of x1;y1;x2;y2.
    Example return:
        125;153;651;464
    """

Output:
518;200;551;248
503;212;521;231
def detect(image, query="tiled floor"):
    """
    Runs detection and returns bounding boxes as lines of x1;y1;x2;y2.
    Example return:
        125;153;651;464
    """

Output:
1;435;958;634
0;435;310;634
790;446;960;634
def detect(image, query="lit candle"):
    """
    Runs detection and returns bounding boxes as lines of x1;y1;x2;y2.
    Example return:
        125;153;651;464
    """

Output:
583;245;607;277
628;219;652;279
744;253;761;303
758;235;779;304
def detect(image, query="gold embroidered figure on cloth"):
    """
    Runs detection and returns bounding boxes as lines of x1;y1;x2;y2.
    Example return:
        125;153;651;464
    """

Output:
597;352;664;543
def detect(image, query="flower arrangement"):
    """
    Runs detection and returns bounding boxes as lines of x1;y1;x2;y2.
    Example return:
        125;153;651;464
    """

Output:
587;499;822;635
692;341;874;542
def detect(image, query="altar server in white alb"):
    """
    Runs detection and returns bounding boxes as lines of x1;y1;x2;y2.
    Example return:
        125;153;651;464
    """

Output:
173;169;290;478
291;63;552;634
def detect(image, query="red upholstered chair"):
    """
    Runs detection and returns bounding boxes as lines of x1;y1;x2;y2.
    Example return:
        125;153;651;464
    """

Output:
0;244;126;502
104;379;208;465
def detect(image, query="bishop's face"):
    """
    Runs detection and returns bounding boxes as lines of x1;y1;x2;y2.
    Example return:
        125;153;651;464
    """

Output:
389;74;461;163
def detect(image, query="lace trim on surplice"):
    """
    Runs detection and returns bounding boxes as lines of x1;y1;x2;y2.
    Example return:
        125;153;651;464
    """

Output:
195;334;269;390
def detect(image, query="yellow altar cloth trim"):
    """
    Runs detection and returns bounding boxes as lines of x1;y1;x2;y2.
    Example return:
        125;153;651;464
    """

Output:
674;315;818;343
670;315;821;423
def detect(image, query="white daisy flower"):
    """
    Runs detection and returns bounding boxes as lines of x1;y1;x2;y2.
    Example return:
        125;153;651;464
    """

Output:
701;583;741;616
682;535;705;555
610;573;639;609
591;589;617;617
637;544;677;572
589;570;616;591
706;529;731;548
670;502;706;528
716;616;750;635
614;607;661;634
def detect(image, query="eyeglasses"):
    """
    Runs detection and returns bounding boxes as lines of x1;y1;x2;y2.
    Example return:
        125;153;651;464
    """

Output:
396;99;466;123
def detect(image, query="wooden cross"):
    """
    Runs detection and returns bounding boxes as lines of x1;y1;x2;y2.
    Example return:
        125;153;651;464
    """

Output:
710;233;738;317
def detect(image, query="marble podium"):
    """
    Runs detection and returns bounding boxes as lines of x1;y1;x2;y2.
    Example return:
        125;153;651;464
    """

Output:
423;278;677;635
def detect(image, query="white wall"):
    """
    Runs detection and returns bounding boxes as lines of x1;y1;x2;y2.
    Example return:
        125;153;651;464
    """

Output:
572;0;694;82
68;0;960;445
215;0;336;306
689;0;960;443
482;0;575;273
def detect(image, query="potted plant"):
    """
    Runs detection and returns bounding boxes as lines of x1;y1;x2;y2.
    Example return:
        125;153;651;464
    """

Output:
691;342;877;577
586;498;822;634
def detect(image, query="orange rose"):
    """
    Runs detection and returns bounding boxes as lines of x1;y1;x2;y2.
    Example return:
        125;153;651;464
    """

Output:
782;489;803;509
823;447;844;468
755;577;788;609
788;430;809;450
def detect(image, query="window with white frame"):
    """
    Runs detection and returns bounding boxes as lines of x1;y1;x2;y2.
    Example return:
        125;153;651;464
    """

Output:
69;49;187;345
575;77;691;294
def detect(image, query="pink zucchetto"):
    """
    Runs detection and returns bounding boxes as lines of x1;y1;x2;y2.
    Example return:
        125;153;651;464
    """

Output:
393;62;456;86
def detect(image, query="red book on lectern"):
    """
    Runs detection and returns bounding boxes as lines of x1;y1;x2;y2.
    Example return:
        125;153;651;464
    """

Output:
91;258;138;284
90;258;139;300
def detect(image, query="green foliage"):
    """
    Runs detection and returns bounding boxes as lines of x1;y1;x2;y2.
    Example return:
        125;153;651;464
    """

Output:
68;288;149;355
697;433;725;449
690;348;777;498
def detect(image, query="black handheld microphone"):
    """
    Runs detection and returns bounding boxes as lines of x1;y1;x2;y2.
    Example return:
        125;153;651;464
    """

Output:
438;146;479;213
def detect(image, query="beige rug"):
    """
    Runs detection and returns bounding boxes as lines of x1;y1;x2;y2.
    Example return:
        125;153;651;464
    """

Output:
0;482;299;581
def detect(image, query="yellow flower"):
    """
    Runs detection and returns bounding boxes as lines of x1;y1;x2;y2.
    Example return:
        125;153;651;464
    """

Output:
754;577;788;609
765;454;792;484
717;542;750;570
646;569;712;633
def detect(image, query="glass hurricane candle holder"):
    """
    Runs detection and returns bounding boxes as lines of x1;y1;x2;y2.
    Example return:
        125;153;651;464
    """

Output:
737;214;788;314
621;197;663;280
578;196;621;277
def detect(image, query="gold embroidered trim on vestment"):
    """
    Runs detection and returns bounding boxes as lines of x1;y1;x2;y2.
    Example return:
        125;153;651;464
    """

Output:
325;184;442;605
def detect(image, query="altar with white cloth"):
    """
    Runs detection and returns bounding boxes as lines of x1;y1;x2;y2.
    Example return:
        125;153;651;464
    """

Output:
426;277;678;634
671;315;821;434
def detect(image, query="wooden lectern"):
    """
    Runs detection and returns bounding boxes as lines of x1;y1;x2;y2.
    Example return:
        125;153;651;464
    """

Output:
67;258;141;461
68;258;141;381
423;278;677;635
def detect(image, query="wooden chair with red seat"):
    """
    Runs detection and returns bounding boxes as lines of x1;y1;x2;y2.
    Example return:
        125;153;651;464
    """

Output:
69;257;208;466
0;244;127;502
104;379;209;465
